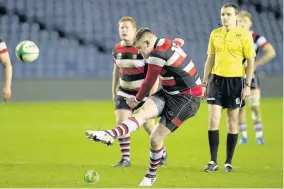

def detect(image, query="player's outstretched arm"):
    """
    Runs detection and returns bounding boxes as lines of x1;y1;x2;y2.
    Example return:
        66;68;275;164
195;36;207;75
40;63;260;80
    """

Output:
0;41;12;101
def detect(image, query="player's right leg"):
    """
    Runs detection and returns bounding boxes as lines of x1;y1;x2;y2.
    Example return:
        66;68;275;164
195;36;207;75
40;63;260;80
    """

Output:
224;76;244;172
204;74;224;172
86;90;165;146
238;106;248;144
203;104;222;172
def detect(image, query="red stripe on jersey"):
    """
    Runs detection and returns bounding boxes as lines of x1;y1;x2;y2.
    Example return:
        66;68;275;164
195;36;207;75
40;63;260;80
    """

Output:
171;55;185;67
172;118;182;127
161;79;176;86
188;66;197;76
260;42;269;48
115;43;139;54
180;84;202;97
0;48;8;54
155;39;172;51
252;32;257;39
119;67;145;75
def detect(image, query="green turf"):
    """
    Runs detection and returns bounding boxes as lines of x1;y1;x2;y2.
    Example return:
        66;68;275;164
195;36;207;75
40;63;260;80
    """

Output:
0;99;282;188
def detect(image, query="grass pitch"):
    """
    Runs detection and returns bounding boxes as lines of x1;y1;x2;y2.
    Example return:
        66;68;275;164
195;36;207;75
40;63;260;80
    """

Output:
0;98;282;188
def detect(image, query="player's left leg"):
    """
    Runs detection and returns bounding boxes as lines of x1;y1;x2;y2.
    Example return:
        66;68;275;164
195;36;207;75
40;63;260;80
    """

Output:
138;122;171;187
142;120;168;166
248;88;264;144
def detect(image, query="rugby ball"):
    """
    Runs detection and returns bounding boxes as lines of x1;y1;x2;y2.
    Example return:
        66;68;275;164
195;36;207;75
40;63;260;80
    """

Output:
15;40;39;63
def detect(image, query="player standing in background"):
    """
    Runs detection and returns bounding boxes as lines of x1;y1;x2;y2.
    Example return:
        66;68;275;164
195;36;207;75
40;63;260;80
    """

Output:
0;39;12;101
237;11;276;144
202;3;256;172
86;28;202;186
109;16;167;167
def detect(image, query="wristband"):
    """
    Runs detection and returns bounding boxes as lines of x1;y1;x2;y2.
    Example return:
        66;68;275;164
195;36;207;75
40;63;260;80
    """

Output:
245;83;251;87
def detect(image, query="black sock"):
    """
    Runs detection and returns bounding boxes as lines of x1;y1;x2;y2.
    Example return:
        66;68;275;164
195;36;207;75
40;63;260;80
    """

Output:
208;130;219;163
226;133;238;164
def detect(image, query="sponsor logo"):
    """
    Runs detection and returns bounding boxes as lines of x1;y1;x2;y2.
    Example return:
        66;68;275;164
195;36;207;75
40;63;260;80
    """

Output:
168;111;174;117
235;97;240;104
207;98;215;100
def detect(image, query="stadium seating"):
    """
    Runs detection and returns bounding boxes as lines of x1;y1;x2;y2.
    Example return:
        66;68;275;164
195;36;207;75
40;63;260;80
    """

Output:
0;0;282;78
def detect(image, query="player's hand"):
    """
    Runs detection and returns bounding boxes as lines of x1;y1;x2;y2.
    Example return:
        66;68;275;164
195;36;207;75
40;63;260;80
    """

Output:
2;87;11;101
241;86;250;100
126;97;139;109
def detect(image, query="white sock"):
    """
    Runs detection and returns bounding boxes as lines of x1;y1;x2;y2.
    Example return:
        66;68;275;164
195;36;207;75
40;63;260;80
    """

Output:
254;122;263;138
109;117;143;138
118;134;131;161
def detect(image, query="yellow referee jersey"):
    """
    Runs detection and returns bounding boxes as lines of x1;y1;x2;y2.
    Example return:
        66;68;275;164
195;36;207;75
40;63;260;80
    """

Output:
207;27;256;77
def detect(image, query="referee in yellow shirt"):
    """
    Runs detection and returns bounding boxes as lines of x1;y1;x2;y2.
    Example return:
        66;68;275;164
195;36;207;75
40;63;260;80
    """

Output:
202;3;256;172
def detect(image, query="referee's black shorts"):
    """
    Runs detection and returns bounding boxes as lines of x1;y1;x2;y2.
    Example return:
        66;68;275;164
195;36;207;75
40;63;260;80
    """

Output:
206;74;244;109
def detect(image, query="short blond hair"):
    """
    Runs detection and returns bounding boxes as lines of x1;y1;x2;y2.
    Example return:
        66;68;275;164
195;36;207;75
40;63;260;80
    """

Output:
118;16;137;28
238;10;252;21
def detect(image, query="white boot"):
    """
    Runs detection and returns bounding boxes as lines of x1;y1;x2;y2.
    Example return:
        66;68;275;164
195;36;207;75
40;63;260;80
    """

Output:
138;175;157;187
85;130;114;146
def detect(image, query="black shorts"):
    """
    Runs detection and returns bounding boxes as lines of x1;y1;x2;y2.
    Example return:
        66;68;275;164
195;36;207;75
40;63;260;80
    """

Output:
115;95;144;111
207;74;244;109
151;89;200;132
